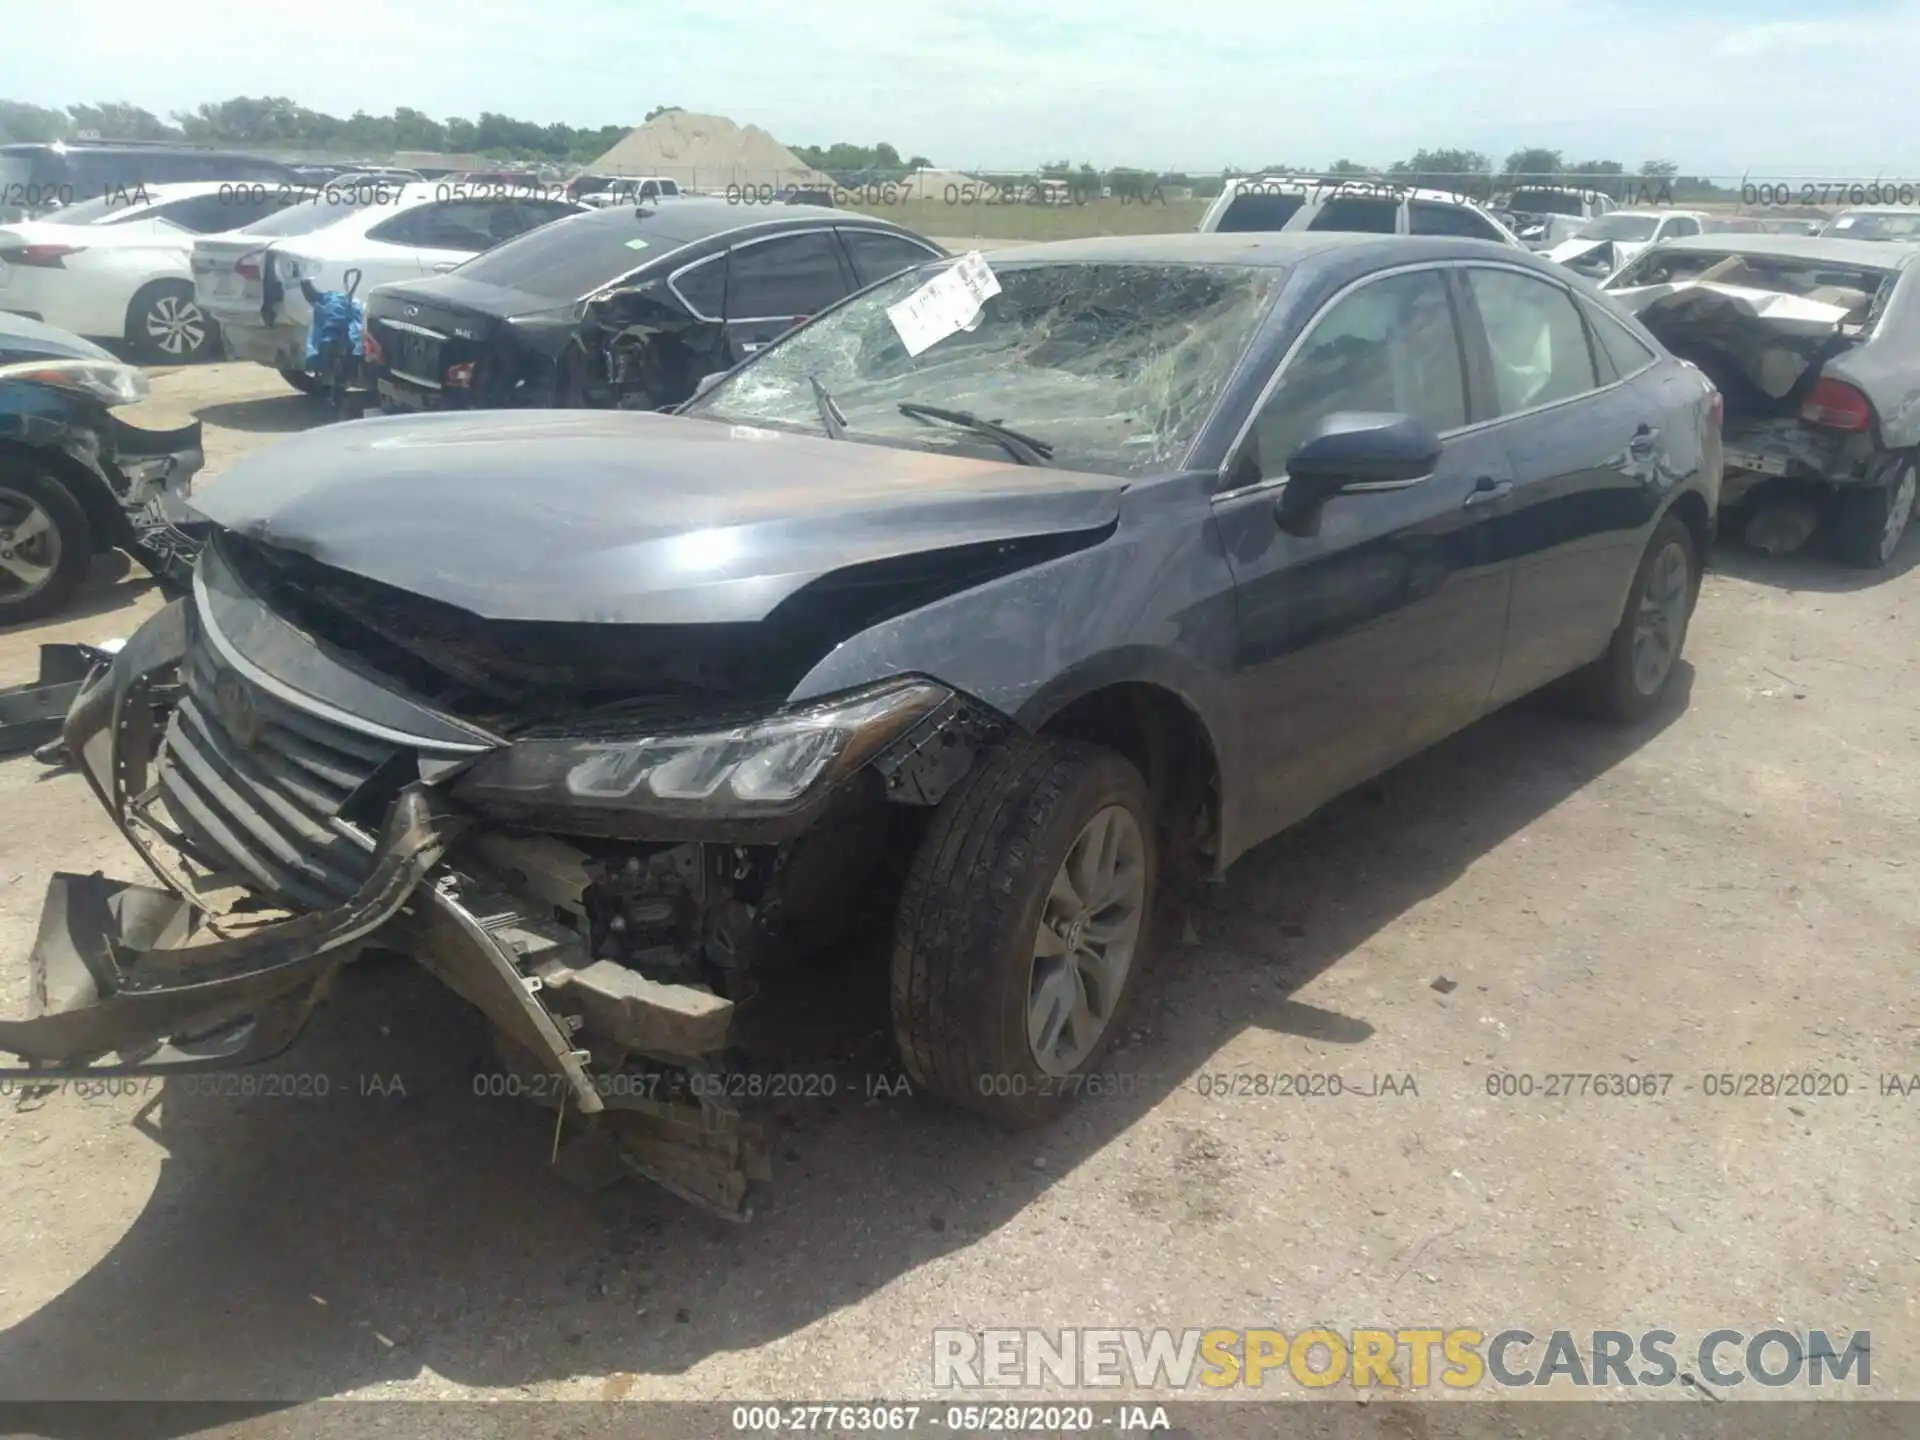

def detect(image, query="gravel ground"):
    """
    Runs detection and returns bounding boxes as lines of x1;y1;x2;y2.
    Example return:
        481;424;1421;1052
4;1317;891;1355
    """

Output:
0;360;1915;1411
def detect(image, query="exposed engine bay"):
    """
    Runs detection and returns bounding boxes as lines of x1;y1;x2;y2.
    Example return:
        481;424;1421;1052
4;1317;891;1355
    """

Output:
0;527;1017;1220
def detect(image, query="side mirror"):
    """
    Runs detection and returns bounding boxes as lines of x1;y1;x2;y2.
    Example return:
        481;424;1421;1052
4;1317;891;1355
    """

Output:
1277;412;1442;536
692;371;727;399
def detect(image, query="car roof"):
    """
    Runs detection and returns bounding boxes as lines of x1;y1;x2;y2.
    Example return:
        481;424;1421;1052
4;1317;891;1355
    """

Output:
1610;208;1709;219
556;196;914;245
1642;232;1920;269
980;230;1538;268
1830;205;1920;216
1224;176;1493;208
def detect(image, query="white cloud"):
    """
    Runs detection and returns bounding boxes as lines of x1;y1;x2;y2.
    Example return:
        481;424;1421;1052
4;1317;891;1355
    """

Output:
7;0;1919;174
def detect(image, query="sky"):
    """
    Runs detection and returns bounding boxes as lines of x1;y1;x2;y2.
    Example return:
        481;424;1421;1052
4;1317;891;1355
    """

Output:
7;0;1920;176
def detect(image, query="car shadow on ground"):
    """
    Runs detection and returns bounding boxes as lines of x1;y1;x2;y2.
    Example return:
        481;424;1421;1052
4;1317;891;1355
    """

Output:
0;561;153;641
1707;534;1920;593
0;672;1692;1414
192;394;321;435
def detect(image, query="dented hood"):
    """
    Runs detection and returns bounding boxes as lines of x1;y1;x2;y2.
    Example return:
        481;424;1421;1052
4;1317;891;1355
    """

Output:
194;409;1125;624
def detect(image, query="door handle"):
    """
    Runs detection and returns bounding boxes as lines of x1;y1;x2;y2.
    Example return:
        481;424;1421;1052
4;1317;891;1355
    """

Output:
1462;477;1513;509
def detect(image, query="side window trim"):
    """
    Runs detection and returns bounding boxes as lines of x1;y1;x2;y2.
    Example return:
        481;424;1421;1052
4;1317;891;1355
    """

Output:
1450;263;1620;429
1579;298;1660;383
667;249;728;322
705;226;850;324
1216;262;1472;494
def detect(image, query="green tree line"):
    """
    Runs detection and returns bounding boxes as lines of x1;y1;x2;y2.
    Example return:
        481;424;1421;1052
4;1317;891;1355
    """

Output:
1;100;1729;197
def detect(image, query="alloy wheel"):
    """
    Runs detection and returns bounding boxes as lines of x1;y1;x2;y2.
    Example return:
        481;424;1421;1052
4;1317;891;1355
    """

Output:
1630;540;1690;696
0;488;60;599
1027;804;1147;1076
145;293;208;358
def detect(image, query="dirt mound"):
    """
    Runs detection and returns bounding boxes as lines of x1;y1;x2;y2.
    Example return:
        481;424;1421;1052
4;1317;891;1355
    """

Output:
588;112;835;193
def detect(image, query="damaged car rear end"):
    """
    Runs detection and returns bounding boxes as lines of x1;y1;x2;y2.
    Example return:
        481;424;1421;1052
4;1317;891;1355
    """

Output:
1604;234;1920;567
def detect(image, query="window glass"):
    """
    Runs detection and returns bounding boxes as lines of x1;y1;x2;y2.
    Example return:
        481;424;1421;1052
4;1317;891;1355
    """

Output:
1216;191;1306;232
672;255;727;318
155;193;273;233
1409;201;1502;239
1466;268;1599;414
724;231;848;319
841;229;940;286
1248;269;1466;477
1664;215;1700;237
1586;303;1657;377
1308;197;1399;234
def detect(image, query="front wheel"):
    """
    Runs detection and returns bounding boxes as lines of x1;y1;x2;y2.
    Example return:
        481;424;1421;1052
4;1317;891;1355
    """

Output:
1830;455;1917;570
891;737;1157;1125
1562;513;1698;723
278;367;324;397
0;463;94;625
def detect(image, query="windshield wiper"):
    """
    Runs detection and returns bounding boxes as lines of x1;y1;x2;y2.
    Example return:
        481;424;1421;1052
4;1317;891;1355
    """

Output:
897;403;1053;466
810;375;847;440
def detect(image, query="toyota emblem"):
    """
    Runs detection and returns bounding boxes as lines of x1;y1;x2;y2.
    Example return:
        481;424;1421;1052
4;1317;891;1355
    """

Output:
212;673;263;750
404;304;420;319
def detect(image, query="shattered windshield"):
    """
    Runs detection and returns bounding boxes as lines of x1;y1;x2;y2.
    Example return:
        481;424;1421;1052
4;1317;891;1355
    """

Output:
1578;214;1659;242
688;260;1285;475
1823;210;1920;241
1509;190;1588;217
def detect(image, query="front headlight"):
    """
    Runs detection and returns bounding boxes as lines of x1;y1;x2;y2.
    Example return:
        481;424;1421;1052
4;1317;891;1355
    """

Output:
453;678;952;825
0;358;151;407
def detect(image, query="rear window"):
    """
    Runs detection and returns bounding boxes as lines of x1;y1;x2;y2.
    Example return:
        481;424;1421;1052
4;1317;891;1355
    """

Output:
1216;190;1307;232
450;208;691;300
1308;196;1399;234
1509;190;1588;217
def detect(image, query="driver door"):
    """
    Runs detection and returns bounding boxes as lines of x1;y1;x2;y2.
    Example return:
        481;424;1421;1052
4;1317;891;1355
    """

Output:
1212;264;1516;842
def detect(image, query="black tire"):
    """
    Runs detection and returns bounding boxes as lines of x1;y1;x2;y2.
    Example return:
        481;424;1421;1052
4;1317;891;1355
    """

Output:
279;367;324;396
1829;455;1917;570
892;736;1157;1125
1561;513;1698;723
0;462;94;626
126;280;216;363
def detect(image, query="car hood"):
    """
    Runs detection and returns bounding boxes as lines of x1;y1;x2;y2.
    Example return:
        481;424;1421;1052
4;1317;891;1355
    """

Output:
194;408;1127;625
0;308;121;364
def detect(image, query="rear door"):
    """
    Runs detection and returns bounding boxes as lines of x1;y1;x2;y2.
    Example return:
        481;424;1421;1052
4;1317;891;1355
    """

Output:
1212;264;1516;840
716;229;857;362
1457;263;1674;705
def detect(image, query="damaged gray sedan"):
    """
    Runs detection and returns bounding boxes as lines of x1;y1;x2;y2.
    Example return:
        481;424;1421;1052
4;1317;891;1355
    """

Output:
1603;233;1920;567
0;234;1721;1217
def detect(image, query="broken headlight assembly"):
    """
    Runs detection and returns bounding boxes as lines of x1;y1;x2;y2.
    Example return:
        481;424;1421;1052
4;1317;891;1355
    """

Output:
452;678;951;829
0;357;151;407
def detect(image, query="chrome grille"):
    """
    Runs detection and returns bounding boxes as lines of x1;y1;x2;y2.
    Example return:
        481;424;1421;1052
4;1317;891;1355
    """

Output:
158;620;402;910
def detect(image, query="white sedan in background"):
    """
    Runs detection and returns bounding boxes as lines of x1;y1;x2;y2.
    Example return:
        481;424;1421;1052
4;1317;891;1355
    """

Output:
192;184;585;392
1545;209;1709;278
0;182;301;360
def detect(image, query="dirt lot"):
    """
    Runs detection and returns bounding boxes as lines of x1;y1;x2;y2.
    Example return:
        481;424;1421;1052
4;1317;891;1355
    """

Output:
0;360;1915;1409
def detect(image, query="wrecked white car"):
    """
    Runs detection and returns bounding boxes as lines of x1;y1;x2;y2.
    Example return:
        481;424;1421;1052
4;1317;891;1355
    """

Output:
1603;233;1920;567
1500;187;1617;251
1546;210;1708;281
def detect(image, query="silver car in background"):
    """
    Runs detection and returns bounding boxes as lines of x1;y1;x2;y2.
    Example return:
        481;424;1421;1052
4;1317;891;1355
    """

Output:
1603;232;1920;567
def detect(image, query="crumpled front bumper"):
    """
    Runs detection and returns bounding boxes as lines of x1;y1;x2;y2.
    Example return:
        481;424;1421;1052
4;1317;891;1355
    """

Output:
0;602;460;1078
108;416;209;593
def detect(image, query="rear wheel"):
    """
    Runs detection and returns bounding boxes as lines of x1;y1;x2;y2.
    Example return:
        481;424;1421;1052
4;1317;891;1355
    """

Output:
891;737;1156;1125
1562;514;1698;723
126;280;215;362
1830;456;1917;570
0;463;93;625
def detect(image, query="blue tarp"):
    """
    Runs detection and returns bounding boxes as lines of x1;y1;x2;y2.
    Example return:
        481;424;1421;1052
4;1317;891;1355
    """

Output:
304;290;365;370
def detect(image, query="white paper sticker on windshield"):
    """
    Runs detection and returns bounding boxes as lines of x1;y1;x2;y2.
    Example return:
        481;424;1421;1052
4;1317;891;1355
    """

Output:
886;251;1002;357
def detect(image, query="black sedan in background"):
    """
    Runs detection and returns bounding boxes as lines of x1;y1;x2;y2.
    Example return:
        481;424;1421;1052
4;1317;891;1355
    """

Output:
362;200;946;411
